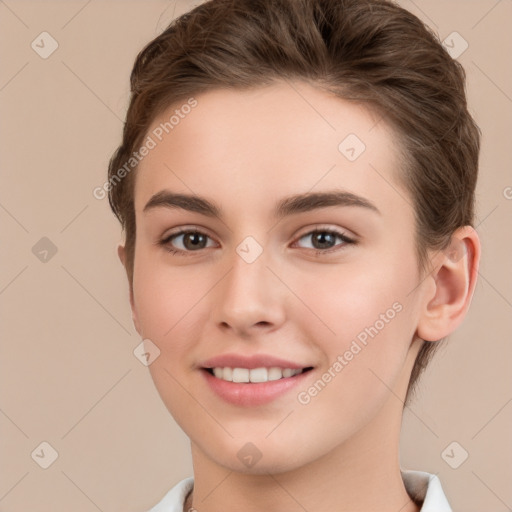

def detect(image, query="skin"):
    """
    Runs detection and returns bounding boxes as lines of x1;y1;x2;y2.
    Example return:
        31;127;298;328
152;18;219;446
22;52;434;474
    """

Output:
118;80;480;512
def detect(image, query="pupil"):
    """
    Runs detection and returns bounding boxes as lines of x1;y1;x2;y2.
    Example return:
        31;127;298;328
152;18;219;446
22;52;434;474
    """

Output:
314;232;334;249
185;232;205;249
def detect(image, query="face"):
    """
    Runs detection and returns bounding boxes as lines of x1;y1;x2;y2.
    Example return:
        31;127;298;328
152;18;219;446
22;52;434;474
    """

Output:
128;81;427;473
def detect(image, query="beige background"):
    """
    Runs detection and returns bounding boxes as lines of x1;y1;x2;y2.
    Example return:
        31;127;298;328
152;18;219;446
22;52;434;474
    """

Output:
1;0;511;510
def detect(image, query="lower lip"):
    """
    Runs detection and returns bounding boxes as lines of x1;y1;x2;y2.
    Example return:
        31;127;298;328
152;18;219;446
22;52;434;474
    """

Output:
201;369;312;407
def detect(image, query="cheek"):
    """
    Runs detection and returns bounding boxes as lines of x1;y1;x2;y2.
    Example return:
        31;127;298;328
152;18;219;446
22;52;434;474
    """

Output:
292;255;416;344
131;256;215;424
286;266;417;447
131;251;214;355
291;253;419;401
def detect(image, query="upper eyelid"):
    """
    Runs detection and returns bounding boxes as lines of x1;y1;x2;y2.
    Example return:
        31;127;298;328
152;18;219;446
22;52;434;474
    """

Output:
295;224;355;238
161;225;216;240
162;224;351;238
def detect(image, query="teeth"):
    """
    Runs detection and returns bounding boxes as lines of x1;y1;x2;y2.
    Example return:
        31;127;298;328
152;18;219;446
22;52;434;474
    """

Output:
210;366;303;383
232;368;249;383
249;367;268;383
268;367;283;381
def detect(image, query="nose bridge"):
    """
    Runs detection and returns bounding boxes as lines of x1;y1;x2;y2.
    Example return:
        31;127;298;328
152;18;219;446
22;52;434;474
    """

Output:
213;238;286;333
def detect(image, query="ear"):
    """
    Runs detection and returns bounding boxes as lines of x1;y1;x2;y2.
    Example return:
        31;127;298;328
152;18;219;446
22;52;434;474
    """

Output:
416;226;481;342
117;243;141;335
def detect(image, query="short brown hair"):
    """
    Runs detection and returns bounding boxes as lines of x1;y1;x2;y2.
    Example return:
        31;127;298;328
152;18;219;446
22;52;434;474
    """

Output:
107;0;480;404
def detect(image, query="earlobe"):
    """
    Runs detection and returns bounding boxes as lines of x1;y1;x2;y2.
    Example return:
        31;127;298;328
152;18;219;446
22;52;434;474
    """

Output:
117;243;126;266
117;243;141;336
416;226;481;342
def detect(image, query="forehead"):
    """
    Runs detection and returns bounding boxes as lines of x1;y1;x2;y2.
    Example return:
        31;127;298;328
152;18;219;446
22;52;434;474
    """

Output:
134;80;409;219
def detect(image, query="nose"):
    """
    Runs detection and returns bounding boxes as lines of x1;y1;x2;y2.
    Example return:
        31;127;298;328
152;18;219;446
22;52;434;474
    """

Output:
212;244;287;338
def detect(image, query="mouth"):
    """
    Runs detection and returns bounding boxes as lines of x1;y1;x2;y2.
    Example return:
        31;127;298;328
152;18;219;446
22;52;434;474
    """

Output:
199;353;315;406
200;360;315;406
204;366;314;383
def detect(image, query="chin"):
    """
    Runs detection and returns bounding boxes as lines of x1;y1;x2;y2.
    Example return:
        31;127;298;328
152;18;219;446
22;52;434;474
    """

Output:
194;435;313;475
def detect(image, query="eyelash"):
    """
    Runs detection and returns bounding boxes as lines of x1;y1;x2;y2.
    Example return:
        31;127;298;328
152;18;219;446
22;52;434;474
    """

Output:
159;227;356;257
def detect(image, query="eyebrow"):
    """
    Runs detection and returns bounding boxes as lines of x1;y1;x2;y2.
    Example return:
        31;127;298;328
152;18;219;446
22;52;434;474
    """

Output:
143;189;381;218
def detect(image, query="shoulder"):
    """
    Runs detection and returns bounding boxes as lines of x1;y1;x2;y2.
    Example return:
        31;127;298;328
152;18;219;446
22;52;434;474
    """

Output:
146;477;194;512
401;469;452;512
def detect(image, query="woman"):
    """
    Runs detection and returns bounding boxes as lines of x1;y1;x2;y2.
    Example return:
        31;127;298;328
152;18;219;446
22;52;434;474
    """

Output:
108;0;481;510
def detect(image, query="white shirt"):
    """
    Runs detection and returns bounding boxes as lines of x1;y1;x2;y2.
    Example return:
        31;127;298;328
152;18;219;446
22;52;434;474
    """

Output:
147;470;452;511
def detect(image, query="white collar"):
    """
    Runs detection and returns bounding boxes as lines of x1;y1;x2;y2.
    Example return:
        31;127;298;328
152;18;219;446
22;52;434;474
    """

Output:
401;470;452;511
148;470;452;511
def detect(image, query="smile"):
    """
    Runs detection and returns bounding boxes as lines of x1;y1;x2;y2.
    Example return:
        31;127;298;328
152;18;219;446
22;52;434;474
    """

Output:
202;365;314;406
207;366;309;383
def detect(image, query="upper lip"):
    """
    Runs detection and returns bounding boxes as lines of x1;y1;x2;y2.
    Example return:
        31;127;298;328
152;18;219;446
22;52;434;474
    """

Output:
200;353;310;370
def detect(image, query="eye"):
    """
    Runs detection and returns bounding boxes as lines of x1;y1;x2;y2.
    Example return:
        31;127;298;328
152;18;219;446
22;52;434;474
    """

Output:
159;226;355;257
294;228;355;254
160;229;217;255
